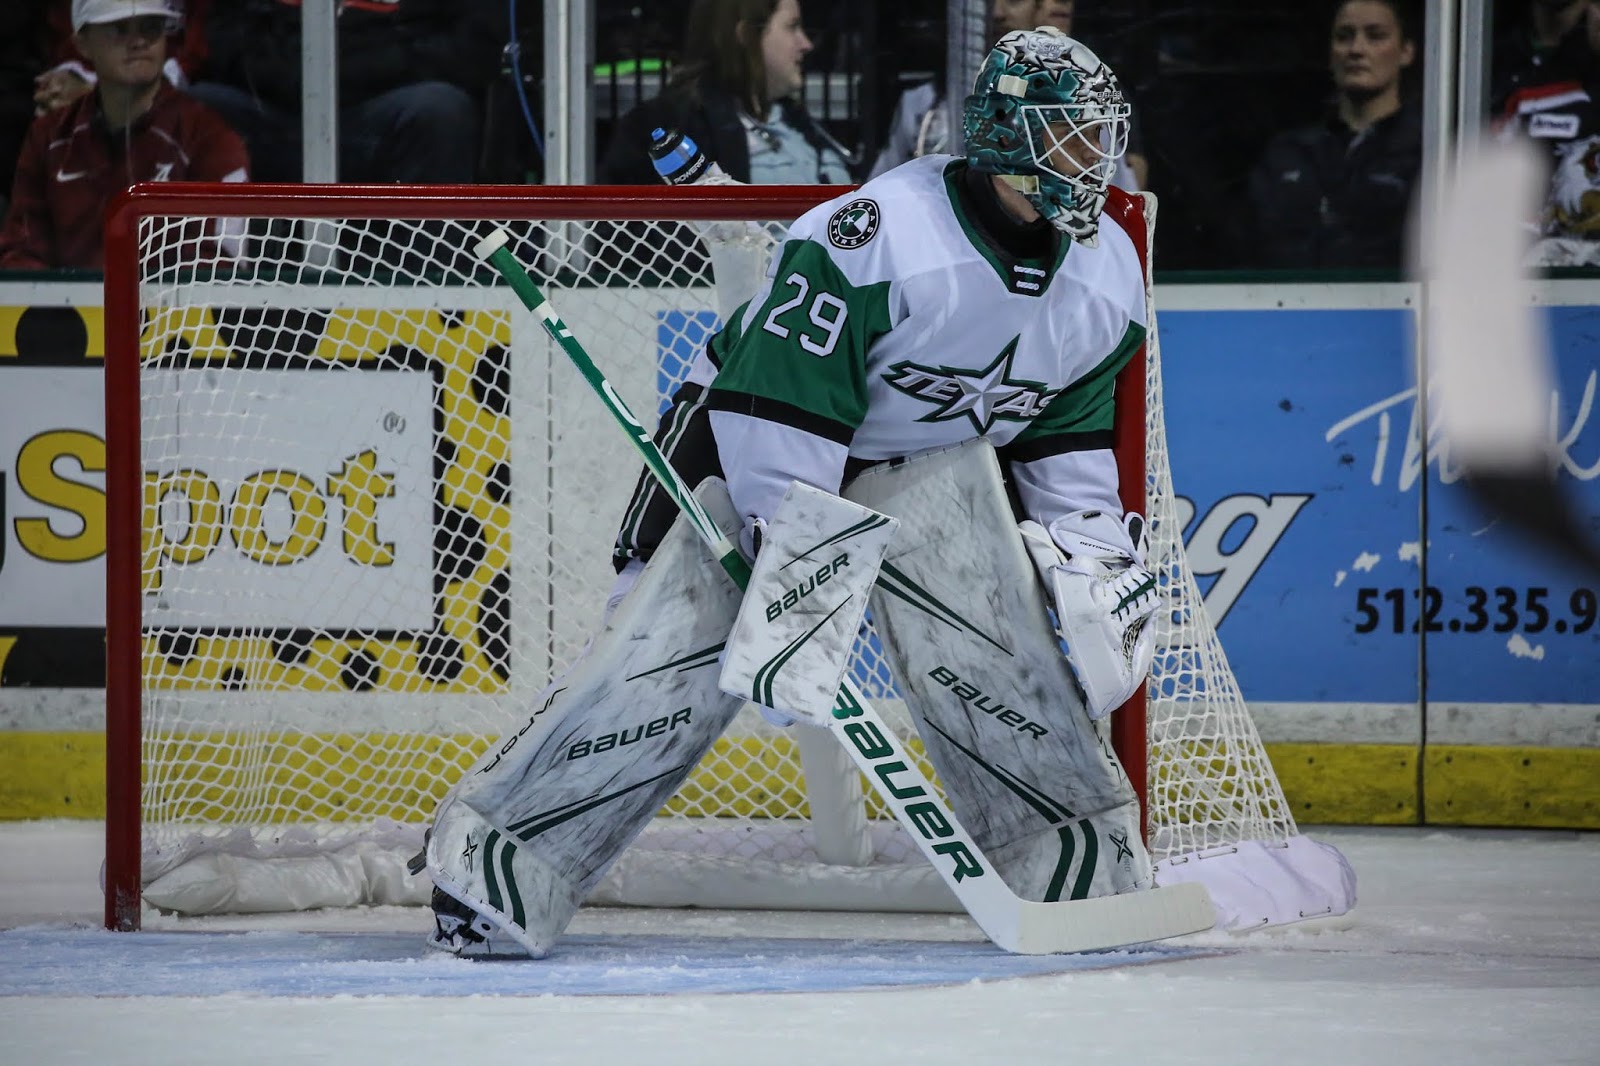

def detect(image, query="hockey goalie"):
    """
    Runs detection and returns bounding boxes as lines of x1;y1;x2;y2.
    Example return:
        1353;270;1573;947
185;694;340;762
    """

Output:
424;28;1191;956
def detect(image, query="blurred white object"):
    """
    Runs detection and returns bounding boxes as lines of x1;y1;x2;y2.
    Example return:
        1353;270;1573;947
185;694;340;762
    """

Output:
1420;139;1600;575
72;0;183;32
1424;139;1550;473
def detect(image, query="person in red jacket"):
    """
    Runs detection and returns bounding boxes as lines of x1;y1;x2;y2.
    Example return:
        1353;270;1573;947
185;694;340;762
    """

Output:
32;0;211;115
0;0;247;270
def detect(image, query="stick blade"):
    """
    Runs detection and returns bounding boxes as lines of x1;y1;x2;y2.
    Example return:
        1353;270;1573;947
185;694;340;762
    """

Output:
998;882;1216;955
1422;140;1600;577
1424;139;1547;470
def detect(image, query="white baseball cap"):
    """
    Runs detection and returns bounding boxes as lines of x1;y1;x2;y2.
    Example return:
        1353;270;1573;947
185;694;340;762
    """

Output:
71;0;183;33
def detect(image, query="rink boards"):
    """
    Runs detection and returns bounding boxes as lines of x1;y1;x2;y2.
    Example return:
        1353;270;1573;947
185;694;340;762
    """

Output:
0;278;1595;828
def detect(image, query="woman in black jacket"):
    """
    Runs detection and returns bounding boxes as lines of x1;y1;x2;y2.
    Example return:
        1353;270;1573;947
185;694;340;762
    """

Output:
599;0;854;185
1247;0;1421;270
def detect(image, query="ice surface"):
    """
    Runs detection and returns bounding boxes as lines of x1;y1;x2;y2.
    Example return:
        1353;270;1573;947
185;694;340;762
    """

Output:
1;822;1596;1065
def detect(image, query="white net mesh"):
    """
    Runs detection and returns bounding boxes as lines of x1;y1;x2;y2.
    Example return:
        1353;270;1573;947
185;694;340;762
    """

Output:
1137;256;1298;862
110;187;1296;917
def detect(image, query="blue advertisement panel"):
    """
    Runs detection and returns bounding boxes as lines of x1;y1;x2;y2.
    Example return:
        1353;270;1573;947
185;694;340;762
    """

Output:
1160;302;1600;709
1422;305;1600;704
1160;306;1420;705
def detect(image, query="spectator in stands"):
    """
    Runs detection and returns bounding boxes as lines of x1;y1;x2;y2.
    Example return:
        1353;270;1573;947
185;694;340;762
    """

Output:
1246;0;1420;270
0;1;206;219
869;0;1061;177
1497;0;1600;266
1491;0;1590;116
598;0;856;185
866;1;1147;190
187;0;503;184
0;0;248;270
31;0;211;115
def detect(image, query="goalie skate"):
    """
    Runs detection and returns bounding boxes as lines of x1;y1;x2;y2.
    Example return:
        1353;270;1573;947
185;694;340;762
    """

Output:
424;885;525;958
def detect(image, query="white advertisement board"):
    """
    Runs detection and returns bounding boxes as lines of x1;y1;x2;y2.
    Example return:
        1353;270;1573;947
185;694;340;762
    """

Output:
1;366;435;631
141;368;435;631
0;367;105;627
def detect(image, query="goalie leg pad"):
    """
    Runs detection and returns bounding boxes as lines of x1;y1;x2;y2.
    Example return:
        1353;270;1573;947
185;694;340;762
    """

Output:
984;793;1147;901
843;440;1151;900
426;478;747;957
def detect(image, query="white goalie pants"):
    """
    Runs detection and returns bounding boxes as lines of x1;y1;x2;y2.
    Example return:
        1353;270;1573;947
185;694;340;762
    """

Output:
843;439;1151;901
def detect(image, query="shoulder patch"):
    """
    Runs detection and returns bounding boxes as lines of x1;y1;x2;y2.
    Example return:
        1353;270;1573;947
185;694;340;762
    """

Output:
827;198;880;249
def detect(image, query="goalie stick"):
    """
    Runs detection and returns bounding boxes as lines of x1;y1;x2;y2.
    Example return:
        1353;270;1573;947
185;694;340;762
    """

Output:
473;227;1215;954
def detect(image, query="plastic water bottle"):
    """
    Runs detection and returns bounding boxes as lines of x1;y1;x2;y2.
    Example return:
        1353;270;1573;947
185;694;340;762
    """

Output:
648;127;754;315
648;127;728;186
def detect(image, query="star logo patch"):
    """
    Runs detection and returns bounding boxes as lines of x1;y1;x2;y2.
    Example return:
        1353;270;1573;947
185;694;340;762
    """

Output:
827;198;880;249
882;337;1060;433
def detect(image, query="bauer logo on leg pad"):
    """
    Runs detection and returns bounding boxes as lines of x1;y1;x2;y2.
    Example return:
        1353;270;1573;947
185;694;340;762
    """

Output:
476;686;564;776
928;665;1049;739
566;708;692;760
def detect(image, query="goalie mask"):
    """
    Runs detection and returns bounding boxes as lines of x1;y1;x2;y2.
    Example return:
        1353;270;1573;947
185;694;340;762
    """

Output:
963;27;1131;245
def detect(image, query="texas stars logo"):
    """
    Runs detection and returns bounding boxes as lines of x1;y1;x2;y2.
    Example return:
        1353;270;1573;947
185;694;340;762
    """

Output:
882;337;1060;433
827;198;880;249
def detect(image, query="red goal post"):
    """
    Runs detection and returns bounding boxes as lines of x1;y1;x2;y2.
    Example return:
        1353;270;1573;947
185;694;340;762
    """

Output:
101;181;1150;931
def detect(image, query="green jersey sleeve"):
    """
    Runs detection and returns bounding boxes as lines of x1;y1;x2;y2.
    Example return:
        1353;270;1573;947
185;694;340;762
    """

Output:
1006;320;1146;460
707;239;894;444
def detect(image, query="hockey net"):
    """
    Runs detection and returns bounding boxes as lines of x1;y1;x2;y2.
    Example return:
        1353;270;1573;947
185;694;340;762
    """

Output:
102;183;1309;930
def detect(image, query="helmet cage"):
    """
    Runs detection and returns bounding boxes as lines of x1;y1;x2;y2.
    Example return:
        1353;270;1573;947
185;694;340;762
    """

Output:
1023;102;1129;190
1018;100;1130;237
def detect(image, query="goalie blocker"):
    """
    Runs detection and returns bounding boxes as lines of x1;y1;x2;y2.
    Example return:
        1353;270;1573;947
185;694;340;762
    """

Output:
719;481;899;726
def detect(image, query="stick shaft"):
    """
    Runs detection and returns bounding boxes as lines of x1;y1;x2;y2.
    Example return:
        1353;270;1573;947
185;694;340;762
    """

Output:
485;243;748;584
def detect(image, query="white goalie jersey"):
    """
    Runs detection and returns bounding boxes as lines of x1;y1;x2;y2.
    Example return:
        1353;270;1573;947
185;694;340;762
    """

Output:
695;153;1149;537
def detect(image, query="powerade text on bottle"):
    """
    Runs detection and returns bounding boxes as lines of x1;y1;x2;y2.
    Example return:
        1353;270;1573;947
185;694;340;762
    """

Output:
648;128;726;186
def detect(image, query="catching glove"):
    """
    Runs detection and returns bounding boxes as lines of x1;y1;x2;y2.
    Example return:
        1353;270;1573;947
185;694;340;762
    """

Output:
1018;509;1159;719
